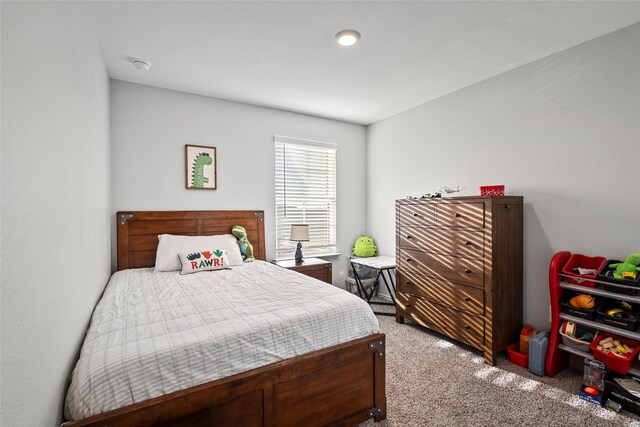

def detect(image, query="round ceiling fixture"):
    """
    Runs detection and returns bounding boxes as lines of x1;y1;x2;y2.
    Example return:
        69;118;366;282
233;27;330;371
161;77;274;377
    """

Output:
132;60;151;71
335;30;361;47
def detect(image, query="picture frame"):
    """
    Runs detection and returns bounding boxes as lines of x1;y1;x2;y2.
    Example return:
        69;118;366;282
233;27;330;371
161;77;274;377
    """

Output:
185;144;217;190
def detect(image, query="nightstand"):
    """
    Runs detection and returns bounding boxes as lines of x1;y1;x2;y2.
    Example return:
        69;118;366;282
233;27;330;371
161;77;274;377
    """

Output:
273;258;332;284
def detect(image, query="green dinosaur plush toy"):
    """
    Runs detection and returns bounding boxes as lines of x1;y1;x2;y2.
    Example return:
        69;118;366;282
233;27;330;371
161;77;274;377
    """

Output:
609;253;640;280
232;225;254;262
352;236;378;257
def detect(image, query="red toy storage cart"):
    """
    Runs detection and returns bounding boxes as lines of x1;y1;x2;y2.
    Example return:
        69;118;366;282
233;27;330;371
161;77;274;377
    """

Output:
546;251;640;377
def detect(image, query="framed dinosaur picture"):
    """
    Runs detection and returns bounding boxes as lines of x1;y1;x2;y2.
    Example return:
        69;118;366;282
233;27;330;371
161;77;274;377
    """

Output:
185;144;217;190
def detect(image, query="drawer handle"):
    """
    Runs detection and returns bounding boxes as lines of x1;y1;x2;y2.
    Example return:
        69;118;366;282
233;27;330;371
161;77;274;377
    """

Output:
406;258;412;262
463;296;471;302
464;324;471;330
406;235;412;239
405;280;413;285
413;212;421;217
454;213;461;218
464;240;472;246
464;268;472;274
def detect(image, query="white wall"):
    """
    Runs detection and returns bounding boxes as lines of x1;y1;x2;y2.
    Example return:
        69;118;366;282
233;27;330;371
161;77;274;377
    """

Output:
110;80;366;286
367;23;640;329
1;3;111;426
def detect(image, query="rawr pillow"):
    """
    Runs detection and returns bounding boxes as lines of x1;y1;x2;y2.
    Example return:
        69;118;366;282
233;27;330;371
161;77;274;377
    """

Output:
154;234;243;272
178;250;231;274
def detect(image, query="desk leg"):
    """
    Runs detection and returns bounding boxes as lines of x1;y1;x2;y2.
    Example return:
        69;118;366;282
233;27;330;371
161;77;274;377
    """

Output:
351;261;397;316
379;269;396;304
350;261;373;302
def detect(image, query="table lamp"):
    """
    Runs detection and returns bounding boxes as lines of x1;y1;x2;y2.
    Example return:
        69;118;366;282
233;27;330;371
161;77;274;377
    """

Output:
289;224;310;263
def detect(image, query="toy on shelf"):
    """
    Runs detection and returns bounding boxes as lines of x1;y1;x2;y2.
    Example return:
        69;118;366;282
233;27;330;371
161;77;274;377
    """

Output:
560;292;598;320
570;294;595;309
595;336;635;358
606;308;634;319
597;300;639;331
598;255;640;295
605;300;634;319
564;321;576;337
609;253;640;281
562;321;594;342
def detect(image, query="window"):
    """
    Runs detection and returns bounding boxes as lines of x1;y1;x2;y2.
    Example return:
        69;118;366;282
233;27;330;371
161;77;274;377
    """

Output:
275;136;337;259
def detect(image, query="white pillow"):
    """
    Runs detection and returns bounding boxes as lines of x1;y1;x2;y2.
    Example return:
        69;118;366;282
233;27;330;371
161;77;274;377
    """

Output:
154;234;243;272
178;250;231;274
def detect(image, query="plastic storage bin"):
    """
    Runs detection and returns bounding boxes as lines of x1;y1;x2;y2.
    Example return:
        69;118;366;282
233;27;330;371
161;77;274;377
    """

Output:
597;300;639;331
589;333;640;375
561;253;607;288
598;259;640;295
507;342;528;368
560;292;598;320
558;321;598;352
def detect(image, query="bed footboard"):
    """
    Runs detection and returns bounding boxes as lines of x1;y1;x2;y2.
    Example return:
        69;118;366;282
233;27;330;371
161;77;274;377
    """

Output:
64;333;386;427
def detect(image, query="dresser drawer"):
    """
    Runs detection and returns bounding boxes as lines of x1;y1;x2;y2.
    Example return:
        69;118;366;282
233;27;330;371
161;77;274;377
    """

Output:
397;203;435;227
436;202;484;229
397;293;484;349
397;272;483;315
397;249;484;287
398;226;484;259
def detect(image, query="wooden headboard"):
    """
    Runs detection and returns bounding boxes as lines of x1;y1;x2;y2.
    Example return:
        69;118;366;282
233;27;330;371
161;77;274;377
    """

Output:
116;210;266;271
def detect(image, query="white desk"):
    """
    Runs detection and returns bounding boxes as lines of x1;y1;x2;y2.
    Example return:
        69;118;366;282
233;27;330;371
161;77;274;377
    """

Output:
349;256;396;316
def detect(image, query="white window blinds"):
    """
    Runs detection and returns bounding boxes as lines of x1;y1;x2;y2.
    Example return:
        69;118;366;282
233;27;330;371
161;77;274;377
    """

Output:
275;136;337;259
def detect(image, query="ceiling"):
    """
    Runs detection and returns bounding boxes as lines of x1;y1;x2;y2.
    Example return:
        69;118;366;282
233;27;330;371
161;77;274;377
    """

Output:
79;1;640;125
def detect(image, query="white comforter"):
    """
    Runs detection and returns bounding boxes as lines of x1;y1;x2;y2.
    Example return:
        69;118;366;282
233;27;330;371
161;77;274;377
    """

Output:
64;260;379;420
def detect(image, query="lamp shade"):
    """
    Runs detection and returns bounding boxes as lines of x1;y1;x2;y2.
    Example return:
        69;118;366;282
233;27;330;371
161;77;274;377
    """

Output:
289;224;309;242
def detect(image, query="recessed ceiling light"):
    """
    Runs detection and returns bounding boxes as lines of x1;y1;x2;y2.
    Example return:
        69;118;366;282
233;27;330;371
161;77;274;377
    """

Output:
335;30;361;47
132;60;151;71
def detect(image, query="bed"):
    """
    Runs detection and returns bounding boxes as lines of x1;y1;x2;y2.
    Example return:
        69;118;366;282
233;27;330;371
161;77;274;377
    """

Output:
63;210;386;427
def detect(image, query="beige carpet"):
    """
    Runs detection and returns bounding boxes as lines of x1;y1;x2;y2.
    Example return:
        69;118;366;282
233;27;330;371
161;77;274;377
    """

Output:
360;315;640;427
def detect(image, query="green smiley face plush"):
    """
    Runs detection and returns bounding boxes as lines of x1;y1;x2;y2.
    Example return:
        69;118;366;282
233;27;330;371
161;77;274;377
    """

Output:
353;236;378;257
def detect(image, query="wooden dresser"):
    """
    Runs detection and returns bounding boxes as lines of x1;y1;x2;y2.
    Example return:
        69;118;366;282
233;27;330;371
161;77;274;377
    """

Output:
395;196;523;365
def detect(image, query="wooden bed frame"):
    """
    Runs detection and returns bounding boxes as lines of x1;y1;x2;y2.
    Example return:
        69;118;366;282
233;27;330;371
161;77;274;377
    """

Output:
64;210;386;427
